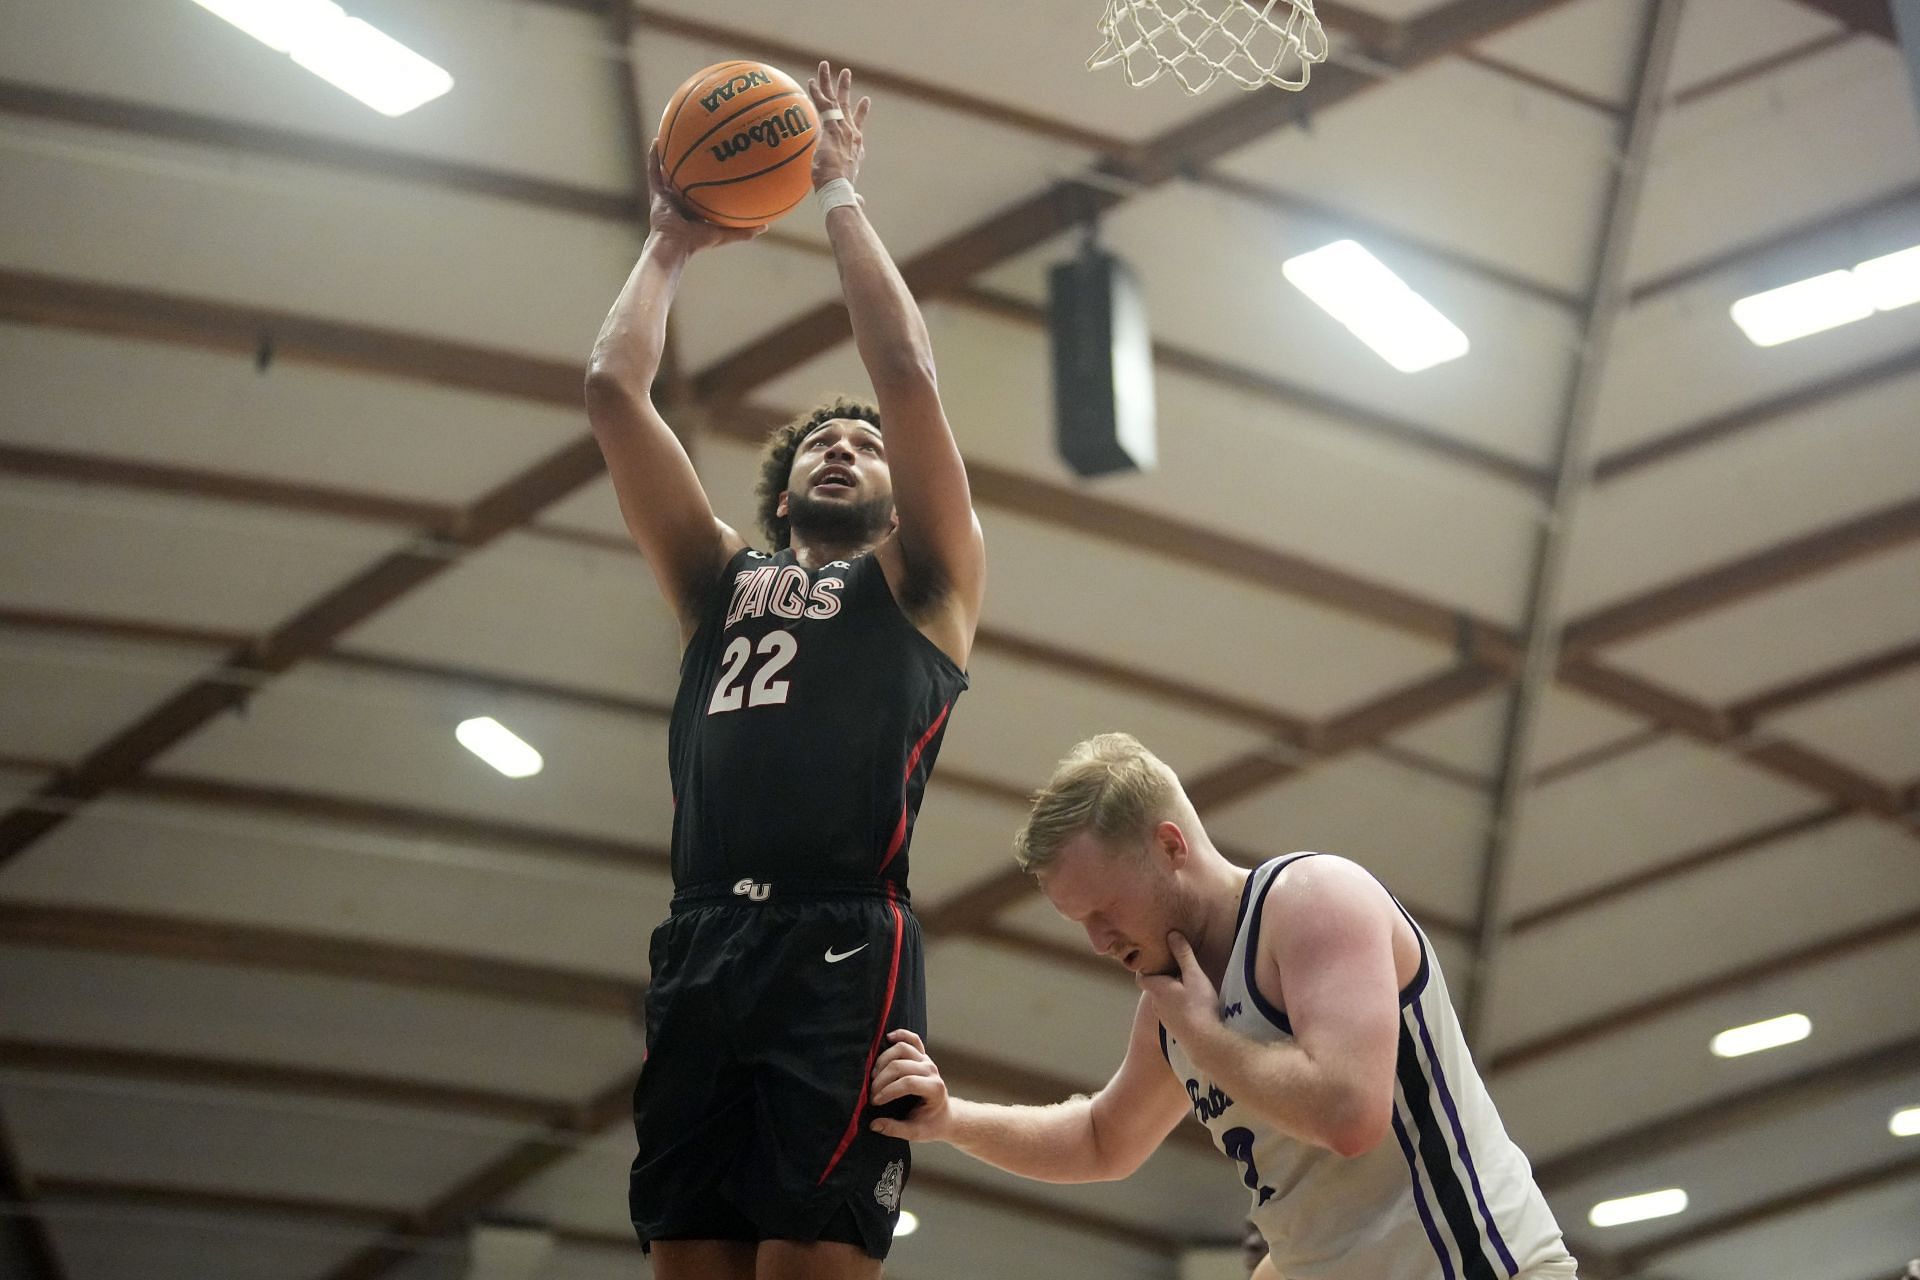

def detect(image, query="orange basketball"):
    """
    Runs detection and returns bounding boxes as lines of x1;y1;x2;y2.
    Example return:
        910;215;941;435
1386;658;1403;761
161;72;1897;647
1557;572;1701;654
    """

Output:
658;61;819;229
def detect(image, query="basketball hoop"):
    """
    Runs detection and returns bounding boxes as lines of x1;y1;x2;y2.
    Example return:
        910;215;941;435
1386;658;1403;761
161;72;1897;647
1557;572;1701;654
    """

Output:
1089;0;1329;95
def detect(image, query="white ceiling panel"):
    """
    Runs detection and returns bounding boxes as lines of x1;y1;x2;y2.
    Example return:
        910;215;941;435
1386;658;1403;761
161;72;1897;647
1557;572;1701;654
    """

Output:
0;0;630;191
153;661;673;845
0;631;224;763
42;1204;374;1280
989;175;1586;468
1492;815;1920;1048
890;1177;1170;1280
344;531;685;704
4;1071;536;1209
1605;543;1920;705
1546;1067;1920;1254
756;297;1543;628
1595;261;1920;461
907;785;1032;909
0;946;642;1102
1651;1175;1920;1280
499;1128;634;1238
1663;0;1844;99
1;794;668;981
1213;57;1617;295
0;323;585;504
0;114;637;363
1627;37;1920;288
637;0;1222;143
973;509;1450;719
1571;362;1920;612
936;648;1273;794
0;475;405;632
925;937;1144;1089
1507;736;1821;913
1760;666;1920;786
1477;0;1644;107
654;234;848;372
1205;752;1490;922
1390;685;1650;779
1491;932;1920;1158
538;475;632;543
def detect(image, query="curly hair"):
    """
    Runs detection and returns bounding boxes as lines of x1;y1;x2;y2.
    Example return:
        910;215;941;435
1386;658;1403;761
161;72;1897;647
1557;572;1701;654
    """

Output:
754;396;883;549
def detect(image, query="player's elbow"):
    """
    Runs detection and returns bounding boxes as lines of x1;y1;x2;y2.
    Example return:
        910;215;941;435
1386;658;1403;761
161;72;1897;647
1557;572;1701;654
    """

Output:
868;348;939;396
584;361;648;428
1322;1094;1392;1158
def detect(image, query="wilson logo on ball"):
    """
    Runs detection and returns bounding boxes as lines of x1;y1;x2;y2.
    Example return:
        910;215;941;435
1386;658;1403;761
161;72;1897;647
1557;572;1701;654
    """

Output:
708;106;813;163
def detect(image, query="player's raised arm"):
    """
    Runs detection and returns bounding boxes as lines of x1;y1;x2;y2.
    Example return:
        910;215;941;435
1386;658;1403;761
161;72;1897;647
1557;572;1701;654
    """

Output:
807;63;986;660
869;995;1189;1183
583;149;757;641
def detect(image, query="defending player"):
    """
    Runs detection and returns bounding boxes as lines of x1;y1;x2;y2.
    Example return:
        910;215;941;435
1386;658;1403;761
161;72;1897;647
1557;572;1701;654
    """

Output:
584;63;984;1279
870;734;1576;1280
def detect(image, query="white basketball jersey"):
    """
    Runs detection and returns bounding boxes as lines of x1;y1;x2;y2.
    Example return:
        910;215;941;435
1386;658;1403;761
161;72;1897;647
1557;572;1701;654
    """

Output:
1161;854;1568;1280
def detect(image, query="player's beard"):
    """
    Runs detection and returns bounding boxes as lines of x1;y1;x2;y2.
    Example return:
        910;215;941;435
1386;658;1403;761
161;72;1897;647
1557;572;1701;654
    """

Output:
787;490;893;547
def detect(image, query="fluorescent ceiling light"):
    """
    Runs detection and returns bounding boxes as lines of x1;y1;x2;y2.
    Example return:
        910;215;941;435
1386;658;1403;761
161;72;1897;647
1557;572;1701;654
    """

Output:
1892;1106;1920;1138
456;717;543;779
894;1209;920;1238
1853;244;1920;312
1588;1188;1688;1229
189;0;453;116
1731;243;1920;346
1710;1012;1811;1059
1282;240;1470;373
1730;272;1873;347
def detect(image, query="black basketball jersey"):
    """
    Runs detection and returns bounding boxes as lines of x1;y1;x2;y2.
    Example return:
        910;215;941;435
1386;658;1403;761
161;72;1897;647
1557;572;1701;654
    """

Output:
666;546;969;891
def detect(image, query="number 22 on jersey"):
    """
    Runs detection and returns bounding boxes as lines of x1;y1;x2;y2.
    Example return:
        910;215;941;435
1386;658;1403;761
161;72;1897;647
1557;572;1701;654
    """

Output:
708;630;798;714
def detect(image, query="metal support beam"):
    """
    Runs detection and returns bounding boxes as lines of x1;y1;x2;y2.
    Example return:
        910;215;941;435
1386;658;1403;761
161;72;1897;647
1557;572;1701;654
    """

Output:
1462;0;1688;1040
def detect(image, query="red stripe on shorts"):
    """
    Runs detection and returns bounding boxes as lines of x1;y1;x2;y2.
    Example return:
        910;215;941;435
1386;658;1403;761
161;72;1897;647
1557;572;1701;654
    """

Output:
877;700;952;876
817;886;906;1186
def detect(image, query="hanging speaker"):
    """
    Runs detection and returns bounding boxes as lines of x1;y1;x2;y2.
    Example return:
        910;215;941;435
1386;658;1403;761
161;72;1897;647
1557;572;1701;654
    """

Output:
1048;242;1157;478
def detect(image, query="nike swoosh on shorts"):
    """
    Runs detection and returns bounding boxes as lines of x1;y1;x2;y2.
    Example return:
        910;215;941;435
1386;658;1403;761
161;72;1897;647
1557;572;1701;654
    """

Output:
824;944;869;963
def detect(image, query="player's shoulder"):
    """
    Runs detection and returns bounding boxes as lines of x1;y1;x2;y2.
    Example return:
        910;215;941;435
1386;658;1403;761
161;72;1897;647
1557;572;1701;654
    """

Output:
1263;854;1396;931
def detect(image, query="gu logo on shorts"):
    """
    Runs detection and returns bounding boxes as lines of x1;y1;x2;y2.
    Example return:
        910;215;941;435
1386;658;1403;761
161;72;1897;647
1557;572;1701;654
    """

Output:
731;878;771;902
874;1159;905;1213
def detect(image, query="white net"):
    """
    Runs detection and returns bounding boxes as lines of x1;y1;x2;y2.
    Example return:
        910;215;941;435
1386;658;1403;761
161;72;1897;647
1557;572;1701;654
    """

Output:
1089;0;1329;95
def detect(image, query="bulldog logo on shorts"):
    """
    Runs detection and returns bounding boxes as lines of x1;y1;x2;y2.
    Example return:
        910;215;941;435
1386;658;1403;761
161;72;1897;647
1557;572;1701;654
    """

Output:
874;1159;905;1213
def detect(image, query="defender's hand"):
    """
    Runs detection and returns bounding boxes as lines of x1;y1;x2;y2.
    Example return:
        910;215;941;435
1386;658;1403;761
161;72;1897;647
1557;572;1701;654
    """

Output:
1137;932;1223;1044
646;145;765;253
870;1029;952;1140
808;61;869;191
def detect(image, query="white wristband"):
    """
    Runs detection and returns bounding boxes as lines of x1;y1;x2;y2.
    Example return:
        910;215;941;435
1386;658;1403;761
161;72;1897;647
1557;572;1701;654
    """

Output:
816;177;860;217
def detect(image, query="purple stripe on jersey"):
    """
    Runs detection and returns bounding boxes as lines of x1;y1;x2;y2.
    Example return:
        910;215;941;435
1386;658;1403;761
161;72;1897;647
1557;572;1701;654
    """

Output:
1412;998;1519;1276
1392;1108;1456;1280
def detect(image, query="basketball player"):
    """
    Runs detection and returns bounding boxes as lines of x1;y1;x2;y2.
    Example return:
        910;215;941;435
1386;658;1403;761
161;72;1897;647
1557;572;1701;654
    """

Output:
870;734;1577;1280
584;62;984;1278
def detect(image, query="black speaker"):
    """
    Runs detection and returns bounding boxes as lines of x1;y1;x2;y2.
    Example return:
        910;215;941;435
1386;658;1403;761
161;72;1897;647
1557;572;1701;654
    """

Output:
1048;243;1157;478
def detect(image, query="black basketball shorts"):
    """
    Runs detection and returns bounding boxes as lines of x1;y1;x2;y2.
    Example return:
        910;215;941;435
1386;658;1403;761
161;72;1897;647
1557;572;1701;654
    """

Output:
629;879;925;1260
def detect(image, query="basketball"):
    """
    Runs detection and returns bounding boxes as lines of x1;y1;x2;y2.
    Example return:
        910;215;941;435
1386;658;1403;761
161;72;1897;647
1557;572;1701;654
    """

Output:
658;60;819;229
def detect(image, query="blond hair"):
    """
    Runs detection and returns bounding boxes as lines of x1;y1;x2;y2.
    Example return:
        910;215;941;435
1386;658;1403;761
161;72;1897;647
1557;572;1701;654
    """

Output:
1013;733;1183;873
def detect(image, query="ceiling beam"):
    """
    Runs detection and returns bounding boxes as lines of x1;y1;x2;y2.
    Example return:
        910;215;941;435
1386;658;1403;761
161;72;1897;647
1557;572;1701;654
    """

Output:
1531;1029;1920;1188
1488;903;1920;1073
1618;1149;1920;1269
1557;658;1914;827
1628;179;1920;307
0;1041;575;1130
1667;28;1856;106
1787;0;1898;39
0;902;643;1016
1460;0;1687;1039
1592;343;1920;484
1508;804;1850;934
1563;495;1920;654
1730;636;1920;722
